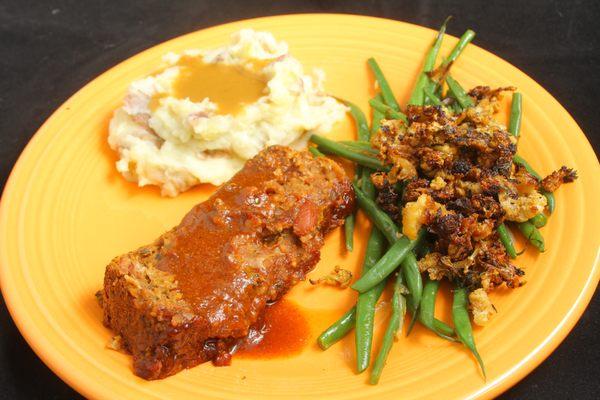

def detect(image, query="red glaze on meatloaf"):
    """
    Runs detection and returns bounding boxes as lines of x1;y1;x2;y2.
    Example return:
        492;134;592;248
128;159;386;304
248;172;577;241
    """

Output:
101;146;354;379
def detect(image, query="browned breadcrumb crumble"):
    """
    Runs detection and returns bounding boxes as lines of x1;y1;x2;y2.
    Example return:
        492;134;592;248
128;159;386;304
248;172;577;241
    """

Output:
371;87;577;323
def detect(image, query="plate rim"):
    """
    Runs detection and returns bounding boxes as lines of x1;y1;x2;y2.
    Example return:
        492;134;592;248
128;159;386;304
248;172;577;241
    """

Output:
1;13;598;400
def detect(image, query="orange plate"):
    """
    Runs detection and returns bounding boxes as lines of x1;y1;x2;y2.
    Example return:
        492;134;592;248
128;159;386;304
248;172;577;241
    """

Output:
1;14;599;400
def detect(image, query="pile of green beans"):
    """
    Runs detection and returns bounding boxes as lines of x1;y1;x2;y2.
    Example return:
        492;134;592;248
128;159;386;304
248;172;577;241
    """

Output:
313;18;564;383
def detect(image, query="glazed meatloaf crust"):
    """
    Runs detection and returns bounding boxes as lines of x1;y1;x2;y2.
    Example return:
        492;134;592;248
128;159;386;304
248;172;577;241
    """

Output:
101;146;354;379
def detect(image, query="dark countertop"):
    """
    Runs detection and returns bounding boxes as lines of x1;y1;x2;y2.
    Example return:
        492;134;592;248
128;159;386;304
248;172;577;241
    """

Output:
1;1;598;398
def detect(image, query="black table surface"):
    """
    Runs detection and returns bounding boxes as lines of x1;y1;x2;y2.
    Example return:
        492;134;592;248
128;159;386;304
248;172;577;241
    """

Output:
1;1;598;398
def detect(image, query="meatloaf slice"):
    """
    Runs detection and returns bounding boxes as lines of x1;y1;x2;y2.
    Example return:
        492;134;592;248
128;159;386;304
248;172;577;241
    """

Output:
101;146;354;379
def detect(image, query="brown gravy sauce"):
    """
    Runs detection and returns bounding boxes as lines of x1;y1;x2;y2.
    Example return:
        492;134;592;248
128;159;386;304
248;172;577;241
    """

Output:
150;56;267;114
236;299;310;358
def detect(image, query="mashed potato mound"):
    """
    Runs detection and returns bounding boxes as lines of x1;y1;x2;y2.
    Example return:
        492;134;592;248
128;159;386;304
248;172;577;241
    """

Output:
109;29;346;196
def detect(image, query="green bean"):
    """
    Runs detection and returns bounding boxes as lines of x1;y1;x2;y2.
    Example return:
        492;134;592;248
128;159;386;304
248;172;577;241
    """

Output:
429;30;476;96
355;228;387;372
402;254;457;339
517;221;545;252
363;94;383;195
353;125;386;370
352;232;425;293
433;318;456;337
442;29;476;67
544;191;556;214
308;147;324;158
360;95;380;196
361;170;377;211
361;169;376;199
405;311;419;337
344;214;355;251
355;158;386;371
530;213;548;228
342;101;371;252
423;85;443;106
409;311;455;338
512;155;556;214
367;58;400;112
545;193;555;214
423;17;451;71
351;237;412;293
352;184;402;244
317;306;356;350
371;93;385;135
497;223;517;259
509;96;556;214
368;99;408;123
419;279;457;341
446;76;474;109
401;251;423;336
401;252;423;312
343;100;370;142
513;147;556;220
369;271;406;384
310;135;388;171
340;140;373;147
408;17;450;106
452;287;486;379
543;191;555;214
508;92;522;137
339;141;378;154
